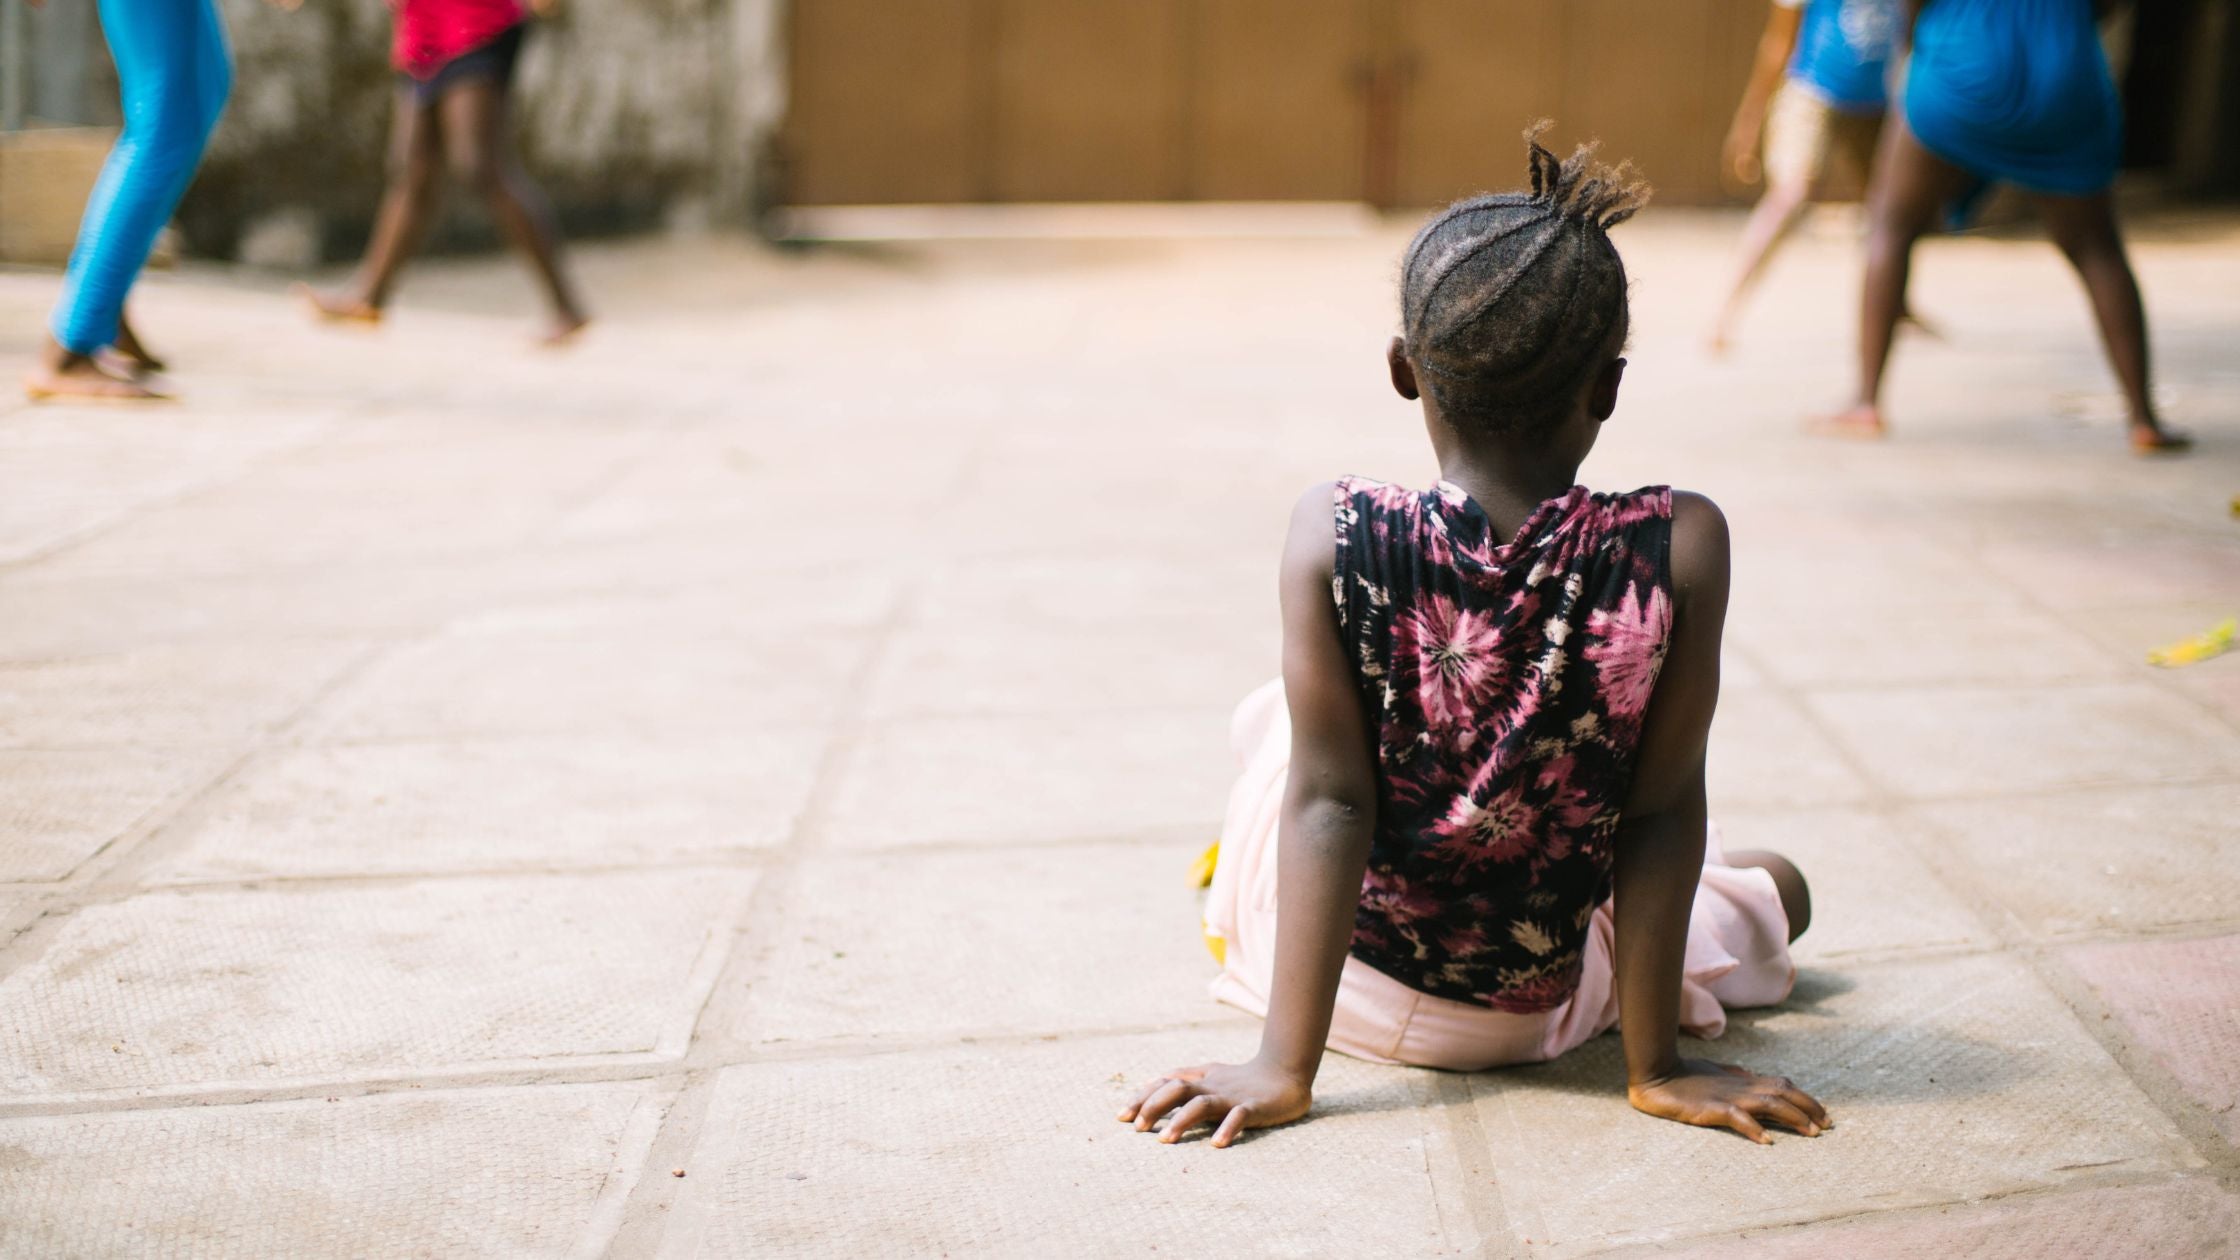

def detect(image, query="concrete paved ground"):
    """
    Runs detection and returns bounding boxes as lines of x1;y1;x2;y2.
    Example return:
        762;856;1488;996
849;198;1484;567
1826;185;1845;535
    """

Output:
1;206;2237;1257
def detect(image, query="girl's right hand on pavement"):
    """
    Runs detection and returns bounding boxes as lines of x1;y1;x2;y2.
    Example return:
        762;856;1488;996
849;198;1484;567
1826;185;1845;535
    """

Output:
1118;1059;1312;1148
1627;1058;1831;1143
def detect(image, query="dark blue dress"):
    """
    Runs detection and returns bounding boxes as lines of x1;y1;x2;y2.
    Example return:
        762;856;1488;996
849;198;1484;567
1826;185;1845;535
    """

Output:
1904;0;2122;196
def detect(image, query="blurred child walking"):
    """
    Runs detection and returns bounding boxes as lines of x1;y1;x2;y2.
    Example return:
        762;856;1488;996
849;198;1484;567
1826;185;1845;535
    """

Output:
1710;0;1901;353
298;0;588;344
24;0;239;401
1828;0;2187;452
1120;127;1829;1150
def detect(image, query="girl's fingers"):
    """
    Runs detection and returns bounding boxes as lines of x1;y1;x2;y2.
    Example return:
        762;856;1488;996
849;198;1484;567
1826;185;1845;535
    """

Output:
1724;1106;1771;1145
1118;1066;1216;1121
1132;1080;1193;1132
1779;1085;1831;1128
1159;1096;1217;1144
1211;1105;1254;1149
1752;1094;1820;1136
1118;1077;1169;1121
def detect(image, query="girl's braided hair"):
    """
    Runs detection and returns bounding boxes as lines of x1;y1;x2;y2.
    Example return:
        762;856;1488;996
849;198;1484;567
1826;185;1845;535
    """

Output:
1399;121;1652;438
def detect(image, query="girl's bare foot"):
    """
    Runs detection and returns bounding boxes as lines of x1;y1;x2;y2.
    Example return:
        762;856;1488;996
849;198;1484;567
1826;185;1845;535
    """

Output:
1806;404;1888;440
25;347;169;403
536;310;591;348
95;348;159;382
295;282;384;326
2131;423;2192;455
1896;309;1944;341
110;315;167;375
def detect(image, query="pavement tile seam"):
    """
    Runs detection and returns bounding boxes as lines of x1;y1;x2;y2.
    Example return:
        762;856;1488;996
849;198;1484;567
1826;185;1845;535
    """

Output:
1428;1069;1515;1254
1988;946;2240;1177
1717;668;2179;966
291;627;884;744
609;598;920;1239
1469;952;2209;1253
0;870;755;1105
0;748;243;884
1870;795;2240;1169
0;640;400;891
1578;1171;2236;1260
2049;935;2240;1169
1713;769;2240;808
124;855;788;891
1908;526;2240;747
800;822;1217;856
1892;797;2240;952
693;1015;1266;1069
652;1030;1482;1258
0;1061;695;1121
110;731;835;885
0;420;350;575
0;1053;692;1114
0;1078;674;1259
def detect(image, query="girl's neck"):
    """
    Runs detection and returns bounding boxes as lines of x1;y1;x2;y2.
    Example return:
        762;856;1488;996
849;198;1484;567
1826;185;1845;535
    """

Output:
1433;444;1584;538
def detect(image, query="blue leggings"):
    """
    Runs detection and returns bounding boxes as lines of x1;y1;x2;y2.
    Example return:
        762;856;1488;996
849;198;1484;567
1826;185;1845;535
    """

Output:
49;0;232;355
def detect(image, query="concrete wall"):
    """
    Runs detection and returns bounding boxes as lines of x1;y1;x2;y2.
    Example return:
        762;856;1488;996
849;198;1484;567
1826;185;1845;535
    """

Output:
7;0;787;264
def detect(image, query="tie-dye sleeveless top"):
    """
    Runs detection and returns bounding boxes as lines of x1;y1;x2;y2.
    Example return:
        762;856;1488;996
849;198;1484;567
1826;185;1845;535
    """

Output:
1332;478;1675;1011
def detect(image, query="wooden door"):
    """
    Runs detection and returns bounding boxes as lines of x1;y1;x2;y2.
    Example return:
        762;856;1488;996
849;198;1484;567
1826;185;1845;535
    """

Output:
1552;0;1759;204
781;0;1759;206
784;0;987;204
1187;0;1370;200
990;0;1190;200
1390;0;1563;206
1391;0;1759;207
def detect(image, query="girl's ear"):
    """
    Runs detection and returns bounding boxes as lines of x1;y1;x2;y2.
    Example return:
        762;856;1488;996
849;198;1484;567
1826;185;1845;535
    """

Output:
1388;336;1421;401
1589;356;1626;421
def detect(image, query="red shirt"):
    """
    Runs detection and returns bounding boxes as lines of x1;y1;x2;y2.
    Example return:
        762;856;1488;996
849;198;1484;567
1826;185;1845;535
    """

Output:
390;0;528;79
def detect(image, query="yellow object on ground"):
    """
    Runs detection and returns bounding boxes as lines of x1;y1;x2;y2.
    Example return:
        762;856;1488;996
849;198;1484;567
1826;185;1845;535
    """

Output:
1189;839;1220;888
1192;840;1225;962
2147;618;2237;668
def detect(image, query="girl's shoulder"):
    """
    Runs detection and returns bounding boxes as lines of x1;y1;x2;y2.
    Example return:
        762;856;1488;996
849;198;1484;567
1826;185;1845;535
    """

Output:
1331;474;1430;515
1581;483;1678;522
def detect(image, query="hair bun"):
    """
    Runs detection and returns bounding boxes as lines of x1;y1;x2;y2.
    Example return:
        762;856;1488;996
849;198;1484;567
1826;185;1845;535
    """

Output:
1522;119;1651;231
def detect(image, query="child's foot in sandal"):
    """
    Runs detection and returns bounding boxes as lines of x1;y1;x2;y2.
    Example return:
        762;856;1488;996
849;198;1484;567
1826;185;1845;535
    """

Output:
295;282;384;326
2131;423;2192;455
25;351;169;403
1806;404;1887;440
535;310;591;348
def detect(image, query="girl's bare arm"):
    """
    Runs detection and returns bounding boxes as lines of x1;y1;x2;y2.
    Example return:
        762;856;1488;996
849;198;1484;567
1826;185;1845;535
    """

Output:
1120;483;1377;1148
1611;493;1830;1142
1724;2;1805;184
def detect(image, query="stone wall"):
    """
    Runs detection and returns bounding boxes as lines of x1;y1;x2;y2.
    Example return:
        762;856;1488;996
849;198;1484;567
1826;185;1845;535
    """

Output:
13;0;787;263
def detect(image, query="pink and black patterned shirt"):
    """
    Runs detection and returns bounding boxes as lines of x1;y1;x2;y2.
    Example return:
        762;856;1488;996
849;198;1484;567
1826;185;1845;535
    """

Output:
1332;477;1675;1011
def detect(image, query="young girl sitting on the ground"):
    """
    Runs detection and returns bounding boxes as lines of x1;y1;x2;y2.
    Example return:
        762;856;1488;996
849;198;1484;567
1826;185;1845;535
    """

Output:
1120;126;1830;1149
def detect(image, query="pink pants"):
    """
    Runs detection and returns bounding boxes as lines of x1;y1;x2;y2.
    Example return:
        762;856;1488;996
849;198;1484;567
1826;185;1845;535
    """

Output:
1204;680;1796;1072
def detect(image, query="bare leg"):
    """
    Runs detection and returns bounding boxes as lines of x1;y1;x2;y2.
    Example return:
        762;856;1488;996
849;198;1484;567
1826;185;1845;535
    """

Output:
1817;116;1972;438
303;87;442;322
2032;191;2190;453
1723;849;1811;942
1710;176;1812;354
438;78;588;341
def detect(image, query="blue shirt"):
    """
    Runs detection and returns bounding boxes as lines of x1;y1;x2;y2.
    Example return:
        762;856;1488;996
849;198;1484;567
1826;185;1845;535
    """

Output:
1783;0;1899;114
